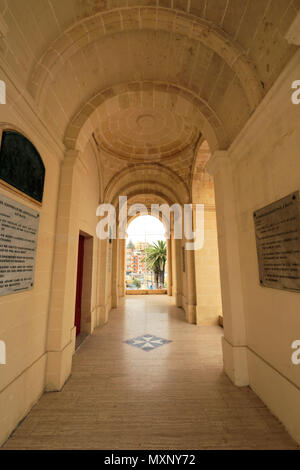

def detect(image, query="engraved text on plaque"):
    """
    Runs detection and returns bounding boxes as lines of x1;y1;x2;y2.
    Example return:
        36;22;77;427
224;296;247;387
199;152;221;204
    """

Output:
0;193;40;296
254;191;300;292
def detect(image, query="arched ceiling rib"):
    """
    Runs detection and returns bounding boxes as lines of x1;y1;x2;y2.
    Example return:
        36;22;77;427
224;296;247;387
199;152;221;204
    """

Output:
126;193;176;231
1;0;298;196
39;27;252;152
112;181;183;206
104;163;190;205
65;81;228;154
3;1;297;128
3;0;295;85
29;7;263;112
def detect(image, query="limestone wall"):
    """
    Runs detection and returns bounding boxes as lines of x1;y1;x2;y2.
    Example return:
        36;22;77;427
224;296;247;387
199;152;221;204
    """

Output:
193;144;222;325
0;74;62;444
223;50;300;443
0;79;103;445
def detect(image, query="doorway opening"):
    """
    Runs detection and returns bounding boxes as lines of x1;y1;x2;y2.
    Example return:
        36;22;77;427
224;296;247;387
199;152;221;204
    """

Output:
126;215;167;294
74;232;94;349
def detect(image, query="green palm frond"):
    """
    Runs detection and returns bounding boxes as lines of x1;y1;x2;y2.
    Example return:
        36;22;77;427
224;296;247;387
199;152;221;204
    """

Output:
145;240;167;272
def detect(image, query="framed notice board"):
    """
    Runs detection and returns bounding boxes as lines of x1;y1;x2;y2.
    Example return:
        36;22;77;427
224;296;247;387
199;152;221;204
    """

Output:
0;192;40;296
254;191;300;293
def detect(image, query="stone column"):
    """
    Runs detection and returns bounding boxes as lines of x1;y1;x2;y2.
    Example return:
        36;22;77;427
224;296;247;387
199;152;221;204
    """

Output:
46;150;82;391
172;237;182;307
185;245;197;324
97;238;109;326
111;238;119;308
119;238;126;297
167;238;172;296
206;150;248;386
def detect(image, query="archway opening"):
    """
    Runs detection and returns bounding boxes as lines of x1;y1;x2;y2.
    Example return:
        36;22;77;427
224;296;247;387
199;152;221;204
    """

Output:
126;215;167;293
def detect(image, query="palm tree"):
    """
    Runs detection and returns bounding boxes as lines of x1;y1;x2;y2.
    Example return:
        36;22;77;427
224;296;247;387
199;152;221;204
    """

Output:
145;240;167;289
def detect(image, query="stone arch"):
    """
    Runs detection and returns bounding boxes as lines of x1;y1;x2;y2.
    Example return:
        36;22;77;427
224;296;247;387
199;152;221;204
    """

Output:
29;7;263;113
124;193;178;298
64;81;228;153
126;193;172;230
123;190;181;233
111;181;185;209
104;163;190;206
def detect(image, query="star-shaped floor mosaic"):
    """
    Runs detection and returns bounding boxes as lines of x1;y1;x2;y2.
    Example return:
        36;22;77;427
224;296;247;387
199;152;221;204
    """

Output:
124;334;172;352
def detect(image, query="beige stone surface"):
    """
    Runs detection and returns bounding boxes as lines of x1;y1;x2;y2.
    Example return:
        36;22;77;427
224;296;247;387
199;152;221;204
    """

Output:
193;141;222;325
206;49;300;444
0;0;300;449
2;296;298;450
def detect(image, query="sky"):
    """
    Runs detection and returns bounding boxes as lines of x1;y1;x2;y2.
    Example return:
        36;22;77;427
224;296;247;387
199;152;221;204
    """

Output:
126;215;166;245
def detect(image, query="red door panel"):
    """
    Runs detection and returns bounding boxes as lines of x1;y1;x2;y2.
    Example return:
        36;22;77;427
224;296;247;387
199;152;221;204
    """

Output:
75;235;84;336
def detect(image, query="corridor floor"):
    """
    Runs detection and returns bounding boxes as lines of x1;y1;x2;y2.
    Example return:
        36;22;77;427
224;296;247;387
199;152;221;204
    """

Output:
3;296;298;450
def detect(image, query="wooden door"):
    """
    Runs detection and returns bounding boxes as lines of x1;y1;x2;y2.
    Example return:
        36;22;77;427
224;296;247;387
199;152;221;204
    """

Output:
74;235;85;336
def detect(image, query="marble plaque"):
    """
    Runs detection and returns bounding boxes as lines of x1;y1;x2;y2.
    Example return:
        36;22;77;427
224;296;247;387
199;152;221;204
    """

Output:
0;193;40;296
254;191;300;292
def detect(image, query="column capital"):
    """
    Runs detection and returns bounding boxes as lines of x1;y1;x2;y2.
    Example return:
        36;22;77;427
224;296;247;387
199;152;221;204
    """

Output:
206;150;229;176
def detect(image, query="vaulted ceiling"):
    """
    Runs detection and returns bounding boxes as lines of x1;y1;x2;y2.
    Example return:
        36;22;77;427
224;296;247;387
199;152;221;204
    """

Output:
1;0;299;194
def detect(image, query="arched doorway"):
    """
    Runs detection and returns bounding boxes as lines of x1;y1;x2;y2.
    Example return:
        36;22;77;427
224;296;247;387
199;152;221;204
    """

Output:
126;215;168;294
